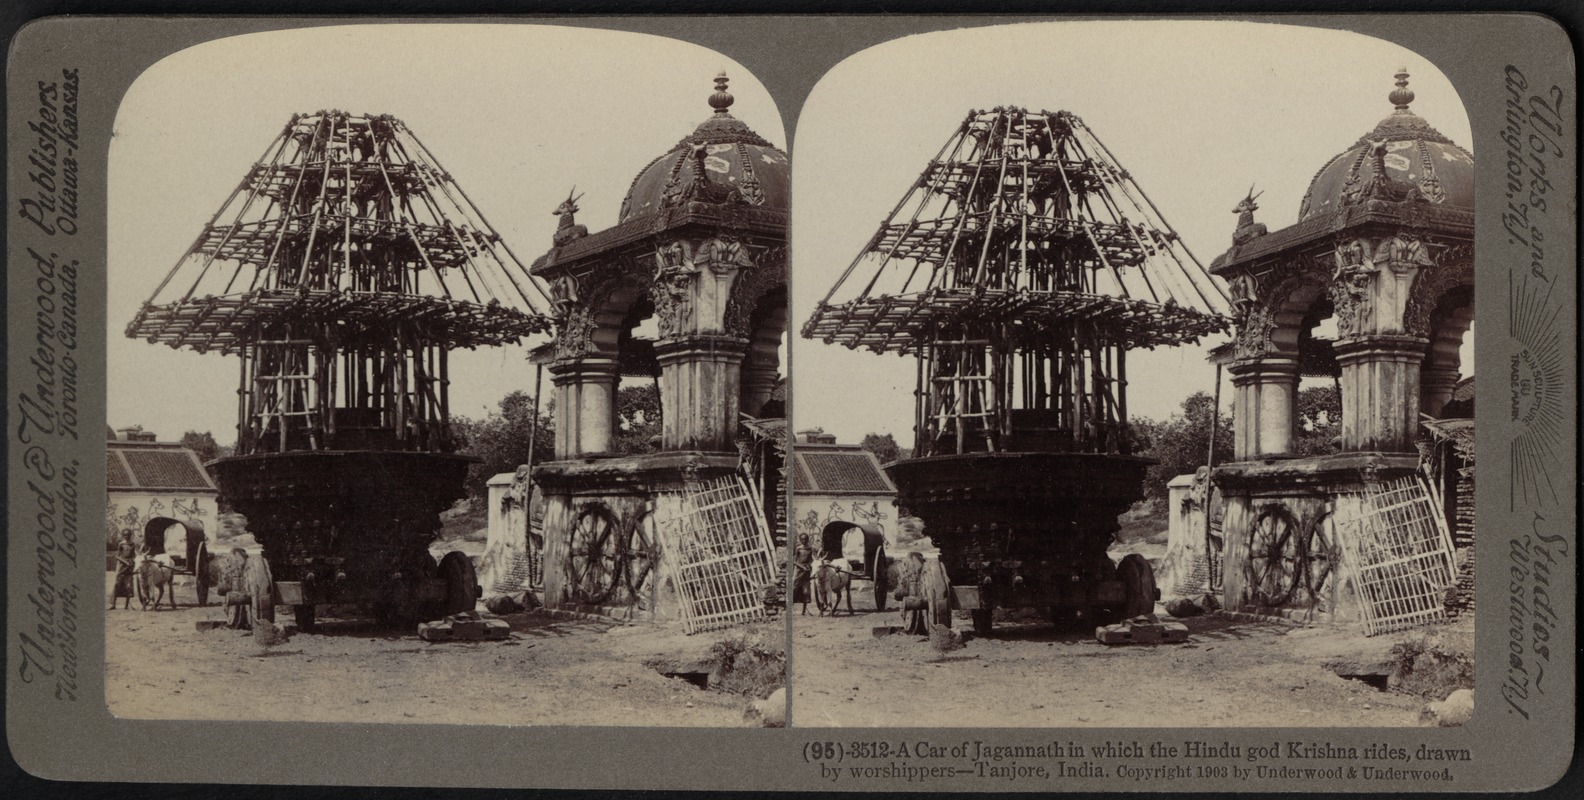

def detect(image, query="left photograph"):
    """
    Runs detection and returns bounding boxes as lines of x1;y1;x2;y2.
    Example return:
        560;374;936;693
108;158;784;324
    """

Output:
106;24;789;726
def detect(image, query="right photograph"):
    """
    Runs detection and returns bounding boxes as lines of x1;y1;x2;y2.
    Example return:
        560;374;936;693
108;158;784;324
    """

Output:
791;21;1475;728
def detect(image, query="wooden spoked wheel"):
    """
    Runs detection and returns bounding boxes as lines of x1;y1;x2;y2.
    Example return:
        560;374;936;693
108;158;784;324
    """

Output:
620;513;656;606
1301;512;1339;608
871;545;889;612
567;505;620;605
194;541;212;606
1247;506;1300;607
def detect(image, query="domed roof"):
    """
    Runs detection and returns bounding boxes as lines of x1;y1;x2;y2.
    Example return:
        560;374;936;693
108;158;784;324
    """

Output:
618;73;788;222
1297;69;1473;221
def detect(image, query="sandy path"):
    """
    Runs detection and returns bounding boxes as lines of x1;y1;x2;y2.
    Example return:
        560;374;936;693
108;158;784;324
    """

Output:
104;573;773;727
791;599;1438;728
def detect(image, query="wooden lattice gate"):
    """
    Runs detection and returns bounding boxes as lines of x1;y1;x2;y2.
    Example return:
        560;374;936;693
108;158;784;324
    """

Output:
1336;476;1458;636
653;475;780;634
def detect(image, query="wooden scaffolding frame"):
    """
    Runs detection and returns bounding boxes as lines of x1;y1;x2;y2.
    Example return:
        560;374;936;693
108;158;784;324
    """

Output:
801;107;1231;458
126;111;553;457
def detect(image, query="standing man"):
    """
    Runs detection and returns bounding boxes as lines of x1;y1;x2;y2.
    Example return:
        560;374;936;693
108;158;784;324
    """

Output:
792;535;813;615
220;547;253;629
219;547;276;630
110;530;138;610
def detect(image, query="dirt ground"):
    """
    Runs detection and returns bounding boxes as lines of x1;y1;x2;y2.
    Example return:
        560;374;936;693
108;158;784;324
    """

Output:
104;572;781;727
790;591;1472;728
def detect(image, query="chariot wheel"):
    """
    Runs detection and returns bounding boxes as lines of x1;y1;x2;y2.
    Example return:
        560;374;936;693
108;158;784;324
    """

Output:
970;608;993;636
1117;553;1158;618
1247;506;1301;607
1300;512;1339;608
438;550;480;615
194;541;211;605
620;513;656;606
567;505;620;605
871;545;889;612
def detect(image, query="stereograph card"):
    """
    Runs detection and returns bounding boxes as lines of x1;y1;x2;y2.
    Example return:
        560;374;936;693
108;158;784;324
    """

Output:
4;12;1576;793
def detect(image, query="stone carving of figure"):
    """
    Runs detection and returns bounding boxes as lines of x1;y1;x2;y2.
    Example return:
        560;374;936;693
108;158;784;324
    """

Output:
1227;270;1258;322
549;274;579;320
696;235;756;276
1373;233;1433;273
553;306;594;360
1331;237;1380;338
653;240;699;337
1231;187;1268;246
551;188;588;248
657;239;697;275
1345;140;1430;208
1235;304;1276;360
669;141;746;207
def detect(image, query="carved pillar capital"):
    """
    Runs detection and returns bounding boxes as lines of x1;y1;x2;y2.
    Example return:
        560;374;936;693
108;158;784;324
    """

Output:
548;357;621;385
1229;356;1299;384
653;235;767;337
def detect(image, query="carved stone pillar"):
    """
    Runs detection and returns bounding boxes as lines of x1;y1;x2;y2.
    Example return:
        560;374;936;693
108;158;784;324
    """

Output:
1420;364;1462;418
656;334;749;452
549;359;618;456
1335;335;1428;452
1228;357;1298;459
739;331;782;417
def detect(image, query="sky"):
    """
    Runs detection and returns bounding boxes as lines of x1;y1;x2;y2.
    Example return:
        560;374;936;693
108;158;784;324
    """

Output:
107;23;784;443
789;20;1474;446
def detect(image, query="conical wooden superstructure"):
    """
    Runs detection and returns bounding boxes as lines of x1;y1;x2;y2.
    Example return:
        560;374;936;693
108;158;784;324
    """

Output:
803;107;1232;633
126;111;553;627
129;111;553;455
805;106;1229;458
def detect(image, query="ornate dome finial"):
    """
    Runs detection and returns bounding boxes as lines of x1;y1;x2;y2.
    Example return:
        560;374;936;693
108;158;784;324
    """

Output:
1389;66;1415;111
709;70;734;115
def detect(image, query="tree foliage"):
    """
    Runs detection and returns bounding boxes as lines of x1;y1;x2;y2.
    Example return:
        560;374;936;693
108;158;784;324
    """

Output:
859;432;902;464
179;430;231;463
1131;391;1233;507
452;391;556;502
613;382;662;455
1293;384;1342;456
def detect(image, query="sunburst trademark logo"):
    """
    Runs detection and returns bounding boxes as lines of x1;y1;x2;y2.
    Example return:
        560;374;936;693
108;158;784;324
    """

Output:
1509;275;1565;509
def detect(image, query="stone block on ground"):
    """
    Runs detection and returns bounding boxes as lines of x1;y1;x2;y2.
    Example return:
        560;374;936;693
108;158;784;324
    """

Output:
929;624;964;653
419;611;511;642
1096;615;1189;645
484;591;540;615
485;594;523;615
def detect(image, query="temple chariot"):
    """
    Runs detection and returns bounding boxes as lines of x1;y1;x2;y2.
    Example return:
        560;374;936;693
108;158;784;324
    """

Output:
127;111;554;628
803;106;1232;633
